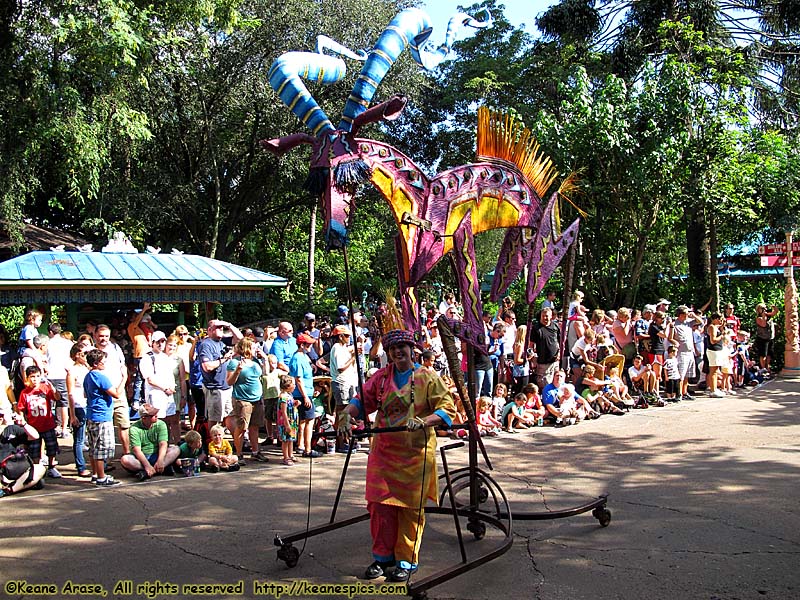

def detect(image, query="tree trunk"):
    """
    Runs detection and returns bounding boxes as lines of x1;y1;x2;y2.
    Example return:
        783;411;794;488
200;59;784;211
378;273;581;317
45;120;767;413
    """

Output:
709;214;720;313
686;203;711;297
308;202;317;308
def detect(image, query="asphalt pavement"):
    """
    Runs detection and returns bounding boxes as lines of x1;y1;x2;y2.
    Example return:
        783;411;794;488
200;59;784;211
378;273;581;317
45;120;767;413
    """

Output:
2;377;799;600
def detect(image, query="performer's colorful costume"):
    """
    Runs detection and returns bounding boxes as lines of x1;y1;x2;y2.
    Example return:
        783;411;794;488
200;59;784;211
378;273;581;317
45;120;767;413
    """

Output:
350;343;456;570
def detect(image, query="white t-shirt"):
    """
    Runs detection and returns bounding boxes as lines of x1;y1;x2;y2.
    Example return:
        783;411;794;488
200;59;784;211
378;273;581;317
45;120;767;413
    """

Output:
47;335;74;380
330;343;357;386
66;363;89;409
139;351;177;417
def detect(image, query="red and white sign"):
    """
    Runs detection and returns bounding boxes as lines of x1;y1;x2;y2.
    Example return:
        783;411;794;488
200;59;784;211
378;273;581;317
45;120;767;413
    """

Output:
760;255;800;267
759;242;800;255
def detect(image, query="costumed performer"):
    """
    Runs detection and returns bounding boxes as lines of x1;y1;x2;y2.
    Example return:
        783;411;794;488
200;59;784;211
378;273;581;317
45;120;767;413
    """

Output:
337;328;457;582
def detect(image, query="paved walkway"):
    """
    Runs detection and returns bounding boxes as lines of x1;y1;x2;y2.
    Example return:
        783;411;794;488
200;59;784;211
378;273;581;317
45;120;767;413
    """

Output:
2;377;799;600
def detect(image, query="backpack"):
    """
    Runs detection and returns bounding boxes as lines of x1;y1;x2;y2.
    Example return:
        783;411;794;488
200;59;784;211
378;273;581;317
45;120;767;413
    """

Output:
193;417;210;453
0;445;34;489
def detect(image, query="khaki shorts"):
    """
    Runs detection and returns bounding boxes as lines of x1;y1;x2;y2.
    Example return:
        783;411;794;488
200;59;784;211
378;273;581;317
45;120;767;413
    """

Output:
204;386;233;422
113;397;130;429
232;399;265;430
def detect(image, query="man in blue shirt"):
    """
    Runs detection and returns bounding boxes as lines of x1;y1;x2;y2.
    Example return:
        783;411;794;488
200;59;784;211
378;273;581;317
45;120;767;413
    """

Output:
198;319;242;429
271;321;298;373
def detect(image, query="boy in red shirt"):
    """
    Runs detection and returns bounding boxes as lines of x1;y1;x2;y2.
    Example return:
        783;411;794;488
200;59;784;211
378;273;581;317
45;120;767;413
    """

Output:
17;365;61;478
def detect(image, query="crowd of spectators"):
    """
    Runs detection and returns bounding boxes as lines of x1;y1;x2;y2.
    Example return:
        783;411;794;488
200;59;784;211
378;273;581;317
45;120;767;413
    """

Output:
0;293;781;496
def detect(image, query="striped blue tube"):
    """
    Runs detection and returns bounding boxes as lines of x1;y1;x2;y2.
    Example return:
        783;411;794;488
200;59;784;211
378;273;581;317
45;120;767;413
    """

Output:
338;8;433;131
268;52;348;136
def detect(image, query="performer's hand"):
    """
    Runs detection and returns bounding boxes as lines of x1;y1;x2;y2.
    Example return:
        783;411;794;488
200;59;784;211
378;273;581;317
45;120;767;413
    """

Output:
407;416;426;431
337;411;353;437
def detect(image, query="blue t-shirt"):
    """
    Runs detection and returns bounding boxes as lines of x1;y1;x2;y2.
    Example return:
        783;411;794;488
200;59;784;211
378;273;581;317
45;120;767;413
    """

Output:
226;358;263;402
289;351;313;400
197;337;229;389
542;383;560;407
271;336;298;368
84;370;114;422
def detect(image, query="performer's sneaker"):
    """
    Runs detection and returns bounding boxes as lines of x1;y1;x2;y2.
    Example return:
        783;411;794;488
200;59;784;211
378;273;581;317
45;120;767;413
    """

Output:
386;565;417;582
364;560;395;580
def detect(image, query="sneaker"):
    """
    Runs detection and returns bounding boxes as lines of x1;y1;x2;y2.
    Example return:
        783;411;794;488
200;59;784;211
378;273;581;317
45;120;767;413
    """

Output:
135;470;150;482
206;464;219;473
227;463;240;472
237;456;247;466
710;390;725;398
302;450;322;458
364;560;396;580
91;475;98;483
46;467;62;479
95;476;121;487
336;444;352;454
250;452;269;462
682;394;696;401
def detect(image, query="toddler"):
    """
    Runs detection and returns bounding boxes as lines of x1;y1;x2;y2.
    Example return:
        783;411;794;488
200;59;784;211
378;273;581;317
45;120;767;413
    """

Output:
207;424;239;472
175;430;206;471
491;383;508;420
476;397;501;436
663;346;681;401
522;383;546;423
276;375;299;466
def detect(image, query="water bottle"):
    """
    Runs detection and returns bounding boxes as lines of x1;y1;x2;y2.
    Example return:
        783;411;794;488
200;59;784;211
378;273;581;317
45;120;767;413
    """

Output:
193;458;200;476
537;416;543;427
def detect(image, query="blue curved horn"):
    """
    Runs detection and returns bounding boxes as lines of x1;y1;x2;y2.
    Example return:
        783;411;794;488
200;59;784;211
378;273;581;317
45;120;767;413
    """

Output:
268;52;349;136
339;8;433;131
338;8;492;131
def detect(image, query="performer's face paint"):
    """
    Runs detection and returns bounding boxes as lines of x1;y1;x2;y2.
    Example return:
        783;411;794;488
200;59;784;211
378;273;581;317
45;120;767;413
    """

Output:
389;343;414;371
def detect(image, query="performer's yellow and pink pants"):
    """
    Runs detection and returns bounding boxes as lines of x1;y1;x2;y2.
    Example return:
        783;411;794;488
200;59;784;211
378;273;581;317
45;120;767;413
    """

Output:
368;502;424;568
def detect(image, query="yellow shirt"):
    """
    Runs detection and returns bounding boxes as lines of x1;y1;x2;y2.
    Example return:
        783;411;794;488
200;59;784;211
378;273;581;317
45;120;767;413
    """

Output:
208;438;232;457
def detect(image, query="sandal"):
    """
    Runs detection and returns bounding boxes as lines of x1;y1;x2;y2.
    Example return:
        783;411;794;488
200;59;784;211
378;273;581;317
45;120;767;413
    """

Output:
78;470;93;478
282;458;295;466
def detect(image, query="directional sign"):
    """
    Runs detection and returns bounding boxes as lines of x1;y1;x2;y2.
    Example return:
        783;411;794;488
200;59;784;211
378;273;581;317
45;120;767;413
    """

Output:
759;242;800;255
761;255;800;267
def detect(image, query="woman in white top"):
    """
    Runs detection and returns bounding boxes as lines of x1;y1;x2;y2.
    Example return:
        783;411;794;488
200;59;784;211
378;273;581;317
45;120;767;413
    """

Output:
66;344;91;477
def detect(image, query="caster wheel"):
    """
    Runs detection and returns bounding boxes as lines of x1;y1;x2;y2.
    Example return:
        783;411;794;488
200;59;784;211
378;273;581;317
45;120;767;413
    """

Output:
467;519;486;540
277;544;300;568
478;486;489;504
592;507;611;527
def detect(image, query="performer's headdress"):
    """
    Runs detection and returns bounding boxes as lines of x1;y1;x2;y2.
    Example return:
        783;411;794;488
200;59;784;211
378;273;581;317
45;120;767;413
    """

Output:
383;329;417;350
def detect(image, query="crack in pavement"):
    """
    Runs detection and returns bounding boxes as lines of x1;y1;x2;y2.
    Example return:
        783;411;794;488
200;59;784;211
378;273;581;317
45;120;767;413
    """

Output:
123;491;264;576
523;534;546;600
623;500;800;547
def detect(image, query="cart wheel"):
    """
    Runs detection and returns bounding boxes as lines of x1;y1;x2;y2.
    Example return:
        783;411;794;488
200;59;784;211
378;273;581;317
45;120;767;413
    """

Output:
592;507;611;527
467;519;486;540
277;544;300;568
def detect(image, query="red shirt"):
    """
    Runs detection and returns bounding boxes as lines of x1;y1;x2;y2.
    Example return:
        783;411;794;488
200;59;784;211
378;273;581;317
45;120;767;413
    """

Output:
724;314;741;335
18;383;57;432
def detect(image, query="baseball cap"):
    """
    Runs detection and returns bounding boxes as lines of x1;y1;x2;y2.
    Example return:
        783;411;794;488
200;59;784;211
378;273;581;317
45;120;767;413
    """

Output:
151;330;166;342
332;325;351;336
337;305;349;315
253;327;264;341
305;312;316;321
657;298;671;305
296;333;315;345
643;304;656;313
